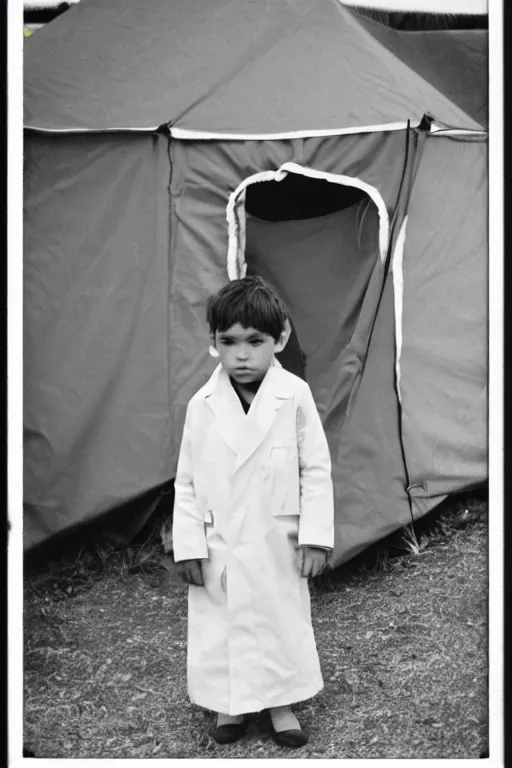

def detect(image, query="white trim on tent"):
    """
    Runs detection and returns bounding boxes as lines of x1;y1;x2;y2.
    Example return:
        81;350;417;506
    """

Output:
24;1;80;7
226;162;390;280
23;126;157;133
24;123;486;138
430;125;488;138
171;122;417;141
23;121;411;136
391;216;408;404
226;170;287;280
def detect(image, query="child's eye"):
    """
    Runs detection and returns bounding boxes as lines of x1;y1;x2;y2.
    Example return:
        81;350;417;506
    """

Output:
219;338;234;346
251;340;263;346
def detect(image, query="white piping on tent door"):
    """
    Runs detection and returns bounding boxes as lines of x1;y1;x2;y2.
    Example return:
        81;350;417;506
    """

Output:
226;169;289;280
226;161;390;280
391;216;408;404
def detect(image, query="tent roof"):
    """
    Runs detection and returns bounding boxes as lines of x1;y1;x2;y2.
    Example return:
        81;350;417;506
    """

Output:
24;0;485;135
354;17;487;127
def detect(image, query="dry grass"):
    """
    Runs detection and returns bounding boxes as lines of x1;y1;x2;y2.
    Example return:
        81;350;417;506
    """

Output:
23;492;488;758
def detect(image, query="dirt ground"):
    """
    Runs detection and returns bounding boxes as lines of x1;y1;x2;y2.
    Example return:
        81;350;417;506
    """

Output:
23;497;488;759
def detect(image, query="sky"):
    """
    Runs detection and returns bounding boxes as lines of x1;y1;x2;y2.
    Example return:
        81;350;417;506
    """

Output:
24;0;488;11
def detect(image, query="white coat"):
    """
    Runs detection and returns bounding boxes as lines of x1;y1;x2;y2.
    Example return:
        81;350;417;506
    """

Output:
172;360;334;716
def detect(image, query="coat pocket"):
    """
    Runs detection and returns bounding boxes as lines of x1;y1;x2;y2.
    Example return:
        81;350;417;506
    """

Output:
269;443;300;517
197;497;214;526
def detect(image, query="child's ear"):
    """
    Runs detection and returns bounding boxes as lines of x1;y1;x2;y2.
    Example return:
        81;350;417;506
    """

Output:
209;332;220;358
274;318;292;354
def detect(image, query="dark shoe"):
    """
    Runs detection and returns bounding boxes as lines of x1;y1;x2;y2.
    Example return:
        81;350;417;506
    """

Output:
211;718;248;744
267;712;308;748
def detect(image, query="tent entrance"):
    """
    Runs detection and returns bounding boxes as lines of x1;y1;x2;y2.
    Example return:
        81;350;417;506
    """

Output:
245;173;368;221
239;172;382;423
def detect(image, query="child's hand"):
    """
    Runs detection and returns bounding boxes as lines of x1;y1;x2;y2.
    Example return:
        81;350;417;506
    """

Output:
176;559;204;586
296;546;328;578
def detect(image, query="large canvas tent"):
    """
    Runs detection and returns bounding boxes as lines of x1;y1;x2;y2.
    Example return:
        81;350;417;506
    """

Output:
23;0;488;566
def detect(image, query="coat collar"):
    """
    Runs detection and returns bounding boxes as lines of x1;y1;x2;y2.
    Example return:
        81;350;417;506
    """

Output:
202;360;293;472
201;358;292;398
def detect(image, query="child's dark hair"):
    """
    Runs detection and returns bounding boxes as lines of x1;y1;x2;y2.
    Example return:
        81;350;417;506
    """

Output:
206;276;290;342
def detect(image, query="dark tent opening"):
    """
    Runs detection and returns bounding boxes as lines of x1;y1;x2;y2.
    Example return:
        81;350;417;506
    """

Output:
245;174;368;221
244;173;380;429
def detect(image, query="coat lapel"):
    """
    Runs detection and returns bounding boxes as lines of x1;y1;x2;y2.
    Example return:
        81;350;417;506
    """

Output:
233;363;293;473
203;361;294;472
203;365;245;457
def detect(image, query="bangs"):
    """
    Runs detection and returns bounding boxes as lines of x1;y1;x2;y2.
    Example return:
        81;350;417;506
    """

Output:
207;277;290;341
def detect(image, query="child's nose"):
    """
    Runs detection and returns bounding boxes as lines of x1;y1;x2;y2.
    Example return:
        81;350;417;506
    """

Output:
236;345;249;360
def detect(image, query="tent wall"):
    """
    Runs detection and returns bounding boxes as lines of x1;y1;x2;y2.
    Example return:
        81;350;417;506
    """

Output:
23;127;487;560
167;130;412;449
331;273;411;564
398;135;488;517
24;133;172;549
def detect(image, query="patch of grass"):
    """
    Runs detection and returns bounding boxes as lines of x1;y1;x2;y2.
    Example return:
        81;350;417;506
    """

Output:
318;488;488;587
24;538;170;603
24;490;488;758
24;488;487;601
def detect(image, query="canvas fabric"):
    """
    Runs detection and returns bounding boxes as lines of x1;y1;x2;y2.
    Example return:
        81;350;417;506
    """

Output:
24;0;481;134
22;0;487;560
398;135;488;517
355;16;487;127
23;133;172;547
166;131;412;450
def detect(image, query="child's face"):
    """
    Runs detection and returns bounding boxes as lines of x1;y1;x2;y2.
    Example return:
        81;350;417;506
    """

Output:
213;323;284;385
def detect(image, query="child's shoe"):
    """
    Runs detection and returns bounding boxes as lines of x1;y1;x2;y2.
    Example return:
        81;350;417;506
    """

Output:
267;706;308;748
211;713;248;744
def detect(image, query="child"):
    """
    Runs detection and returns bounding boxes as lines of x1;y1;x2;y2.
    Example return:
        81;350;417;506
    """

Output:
172;276;334;748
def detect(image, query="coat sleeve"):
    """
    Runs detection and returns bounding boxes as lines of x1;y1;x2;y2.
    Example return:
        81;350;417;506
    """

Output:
172;402;209;563
296;383;335;550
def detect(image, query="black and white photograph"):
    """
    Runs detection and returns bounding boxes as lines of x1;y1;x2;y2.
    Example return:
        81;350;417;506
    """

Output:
9;0;503;761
